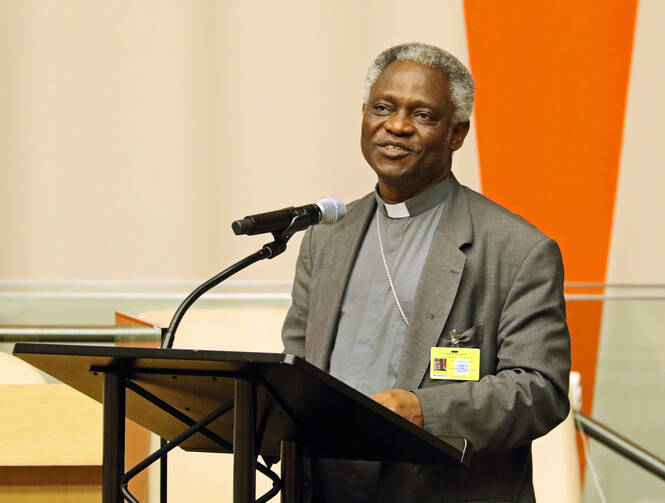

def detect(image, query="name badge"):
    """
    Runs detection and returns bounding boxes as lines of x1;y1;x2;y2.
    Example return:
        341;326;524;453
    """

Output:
430;347;480;381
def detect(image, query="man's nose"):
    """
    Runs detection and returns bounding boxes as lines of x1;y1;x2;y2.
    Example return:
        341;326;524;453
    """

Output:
384;112;414;135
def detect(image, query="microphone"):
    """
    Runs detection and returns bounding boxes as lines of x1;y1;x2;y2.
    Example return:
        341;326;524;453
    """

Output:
232;197;347;236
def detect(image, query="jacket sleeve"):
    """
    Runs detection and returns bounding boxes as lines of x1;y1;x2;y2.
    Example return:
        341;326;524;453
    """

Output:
281;228;314;358
413;237;571;453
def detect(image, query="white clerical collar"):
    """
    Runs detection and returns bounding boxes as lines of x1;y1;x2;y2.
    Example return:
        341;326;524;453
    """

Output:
384;202;410;218
374;175;452;220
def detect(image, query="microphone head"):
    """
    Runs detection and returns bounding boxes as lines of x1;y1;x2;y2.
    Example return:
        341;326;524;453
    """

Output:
316;197;347;225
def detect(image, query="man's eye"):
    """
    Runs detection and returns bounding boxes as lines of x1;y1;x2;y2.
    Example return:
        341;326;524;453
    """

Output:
374;104;390;113
416;112;432;120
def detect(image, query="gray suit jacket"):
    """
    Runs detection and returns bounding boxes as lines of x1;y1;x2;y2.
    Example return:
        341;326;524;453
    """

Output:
282;174;571;503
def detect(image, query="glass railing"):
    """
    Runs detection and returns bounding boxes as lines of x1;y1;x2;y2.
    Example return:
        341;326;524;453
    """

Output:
1;280;663;501
564;284;665;502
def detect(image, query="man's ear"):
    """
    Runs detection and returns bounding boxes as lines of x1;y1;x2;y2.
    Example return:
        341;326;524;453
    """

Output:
362;104;366;115
450;121;470;151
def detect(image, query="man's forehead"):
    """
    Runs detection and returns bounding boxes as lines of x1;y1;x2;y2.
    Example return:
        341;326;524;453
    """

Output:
369;60;450;106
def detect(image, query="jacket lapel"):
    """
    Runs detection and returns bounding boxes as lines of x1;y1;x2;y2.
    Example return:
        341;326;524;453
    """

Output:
395;175;474;389
308;193;376;370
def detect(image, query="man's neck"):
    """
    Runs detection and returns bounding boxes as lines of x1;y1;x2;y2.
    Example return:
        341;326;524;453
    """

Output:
378;173;451;204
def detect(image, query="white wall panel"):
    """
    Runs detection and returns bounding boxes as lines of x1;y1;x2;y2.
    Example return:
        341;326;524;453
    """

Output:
0;0;479;281
606;0;665;284
590;2;665;501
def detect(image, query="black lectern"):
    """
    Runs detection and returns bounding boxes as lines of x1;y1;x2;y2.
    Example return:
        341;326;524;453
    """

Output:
13;343;472;503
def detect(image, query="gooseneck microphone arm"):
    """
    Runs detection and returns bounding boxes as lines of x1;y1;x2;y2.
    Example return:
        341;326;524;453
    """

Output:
161;216;303;349
161;249;266;349
162;197;346;349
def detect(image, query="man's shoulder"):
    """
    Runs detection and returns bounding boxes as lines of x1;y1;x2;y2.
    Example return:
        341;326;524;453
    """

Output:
308;191;374;240
449;178;564;271
458;180;551;245
346;191;376;214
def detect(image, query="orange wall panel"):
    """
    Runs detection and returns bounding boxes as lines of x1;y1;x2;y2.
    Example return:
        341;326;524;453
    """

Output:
463;1;636;280
464;0;638;477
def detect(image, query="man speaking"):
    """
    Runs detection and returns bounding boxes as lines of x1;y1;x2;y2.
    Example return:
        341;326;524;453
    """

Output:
282;42;571;503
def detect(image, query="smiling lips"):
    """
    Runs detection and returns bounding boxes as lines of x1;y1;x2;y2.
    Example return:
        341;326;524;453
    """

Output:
376;141;414;159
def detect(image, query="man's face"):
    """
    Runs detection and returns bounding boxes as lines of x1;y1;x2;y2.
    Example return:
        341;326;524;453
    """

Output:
361;60;468;200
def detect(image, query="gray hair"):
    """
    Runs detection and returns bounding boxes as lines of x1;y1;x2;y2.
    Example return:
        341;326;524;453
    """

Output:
362;42;475;125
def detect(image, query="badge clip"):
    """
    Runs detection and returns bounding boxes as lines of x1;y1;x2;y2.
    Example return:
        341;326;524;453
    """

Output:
449;329;460;351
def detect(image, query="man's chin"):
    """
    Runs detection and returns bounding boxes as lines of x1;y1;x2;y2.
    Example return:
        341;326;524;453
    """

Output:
370;162;413;183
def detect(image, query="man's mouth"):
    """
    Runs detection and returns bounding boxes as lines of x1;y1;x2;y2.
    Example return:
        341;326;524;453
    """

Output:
377;142;413;159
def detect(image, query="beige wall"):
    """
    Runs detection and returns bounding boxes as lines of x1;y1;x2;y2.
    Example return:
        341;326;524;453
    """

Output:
0;0;480;282
606;0;665;284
